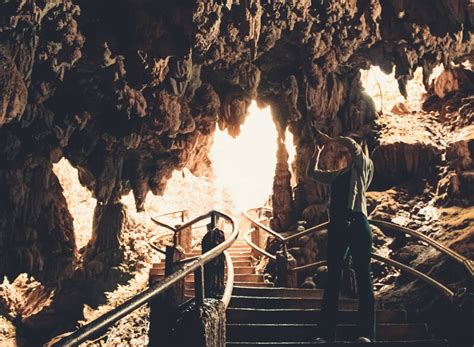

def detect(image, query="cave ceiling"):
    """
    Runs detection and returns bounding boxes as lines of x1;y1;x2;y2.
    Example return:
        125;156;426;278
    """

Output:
0;0;472;282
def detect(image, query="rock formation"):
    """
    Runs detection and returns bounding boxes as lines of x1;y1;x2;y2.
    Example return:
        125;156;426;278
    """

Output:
0;0;472;341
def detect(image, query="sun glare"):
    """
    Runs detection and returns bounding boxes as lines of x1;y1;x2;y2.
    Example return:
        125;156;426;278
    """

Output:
210;101;295;213
361;65;444;114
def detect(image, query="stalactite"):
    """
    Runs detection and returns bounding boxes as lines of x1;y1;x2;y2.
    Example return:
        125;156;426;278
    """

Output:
0;0;472;286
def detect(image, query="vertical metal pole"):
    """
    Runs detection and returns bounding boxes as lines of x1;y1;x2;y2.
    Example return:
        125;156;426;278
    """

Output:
210;212;217;229
195;265;205;306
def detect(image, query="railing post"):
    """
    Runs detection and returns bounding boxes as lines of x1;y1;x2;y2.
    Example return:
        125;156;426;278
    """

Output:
275;243;298;288
251;223;263;259
176;224;192;253
174;210;191;253
202;222;225;298
194;265;205;306
210;212;218;229
181;210;188;223
174;299;226;347
149;245;185;346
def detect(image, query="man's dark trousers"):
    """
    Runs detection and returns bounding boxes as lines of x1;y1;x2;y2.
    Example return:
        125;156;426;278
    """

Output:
319;212;375;341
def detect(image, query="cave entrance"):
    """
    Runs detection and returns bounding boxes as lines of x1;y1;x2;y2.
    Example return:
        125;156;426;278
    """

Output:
210;100;295;213
52;101;297;252
360;64;444;114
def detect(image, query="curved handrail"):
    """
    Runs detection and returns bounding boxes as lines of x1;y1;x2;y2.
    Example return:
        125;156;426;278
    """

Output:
52;210;238;347
156;209;189;221
222;251;234;308
150;217;176;233
285;221;329;243
245;207;472;276
243;227;277;261
244;207;285;241
371;253;455;299
369;219;473;276
150;209;190;232
244;207;471;301
285;254;455;299
290;260;327;273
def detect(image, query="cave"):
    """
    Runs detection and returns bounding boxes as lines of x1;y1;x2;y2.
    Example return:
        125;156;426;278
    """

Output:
0;1;473;346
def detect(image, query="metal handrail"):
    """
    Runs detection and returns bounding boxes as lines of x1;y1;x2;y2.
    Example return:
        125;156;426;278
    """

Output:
156;209;189;221
369;219;473;276
243;227;277;261
52;210;238;347
285;221;329;243
283;254;455;299
150;217;176;233
150;209;190;232
244;207;285;241
244;207;471;301
222;251;234;308
290;260;327;273
371;253;455;299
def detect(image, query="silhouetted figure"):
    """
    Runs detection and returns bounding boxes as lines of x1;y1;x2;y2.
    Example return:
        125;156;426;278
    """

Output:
307;129;375;343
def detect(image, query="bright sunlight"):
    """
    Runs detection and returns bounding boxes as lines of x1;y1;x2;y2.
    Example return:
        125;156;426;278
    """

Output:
361;65;444;114
210;101;295;213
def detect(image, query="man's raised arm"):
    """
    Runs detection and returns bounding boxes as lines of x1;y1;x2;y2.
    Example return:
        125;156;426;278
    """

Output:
306;143;340;185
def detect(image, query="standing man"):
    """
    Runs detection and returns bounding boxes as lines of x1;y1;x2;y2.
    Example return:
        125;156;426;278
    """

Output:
307;129;375;343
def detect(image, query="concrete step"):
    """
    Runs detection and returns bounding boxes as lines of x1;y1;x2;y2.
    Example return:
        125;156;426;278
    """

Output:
226;323;428;342
151;259;254;269
226;341;448;347
233;245;251;250
232;245;252;252
166;254;252;262
233;260;254;267
229;296;382;310
185;282;273;290
233;282;273;288
150;267;257;276
232;287;324;298
232;258;253;267
233;274;263;282
185;274;263;283
230;251;252;255
231;256;254;262
234;267;256;275
234;240;250;245
226;308;407;324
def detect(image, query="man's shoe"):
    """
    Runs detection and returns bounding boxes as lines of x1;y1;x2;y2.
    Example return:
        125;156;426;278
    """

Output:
356;336;372;343
313;337;328;343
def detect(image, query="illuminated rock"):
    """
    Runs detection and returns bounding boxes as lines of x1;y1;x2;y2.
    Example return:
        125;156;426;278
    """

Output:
0;0;471;310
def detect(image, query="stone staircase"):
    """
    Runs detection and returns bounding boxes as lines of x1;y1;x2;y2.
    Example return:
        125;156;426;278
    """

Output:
150;240;448;346
149;240;271;297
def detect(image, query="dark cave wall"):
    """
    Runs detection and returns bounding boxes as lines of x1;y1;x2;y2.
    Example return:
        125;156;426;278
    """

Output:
0;162;76;283
0;0;82;282
0;0;472;282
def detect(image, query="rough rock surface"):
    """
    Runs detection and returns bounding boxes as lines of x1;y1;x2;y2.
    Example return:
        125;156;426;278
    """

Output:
0;0;471;282
0;0;473;343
